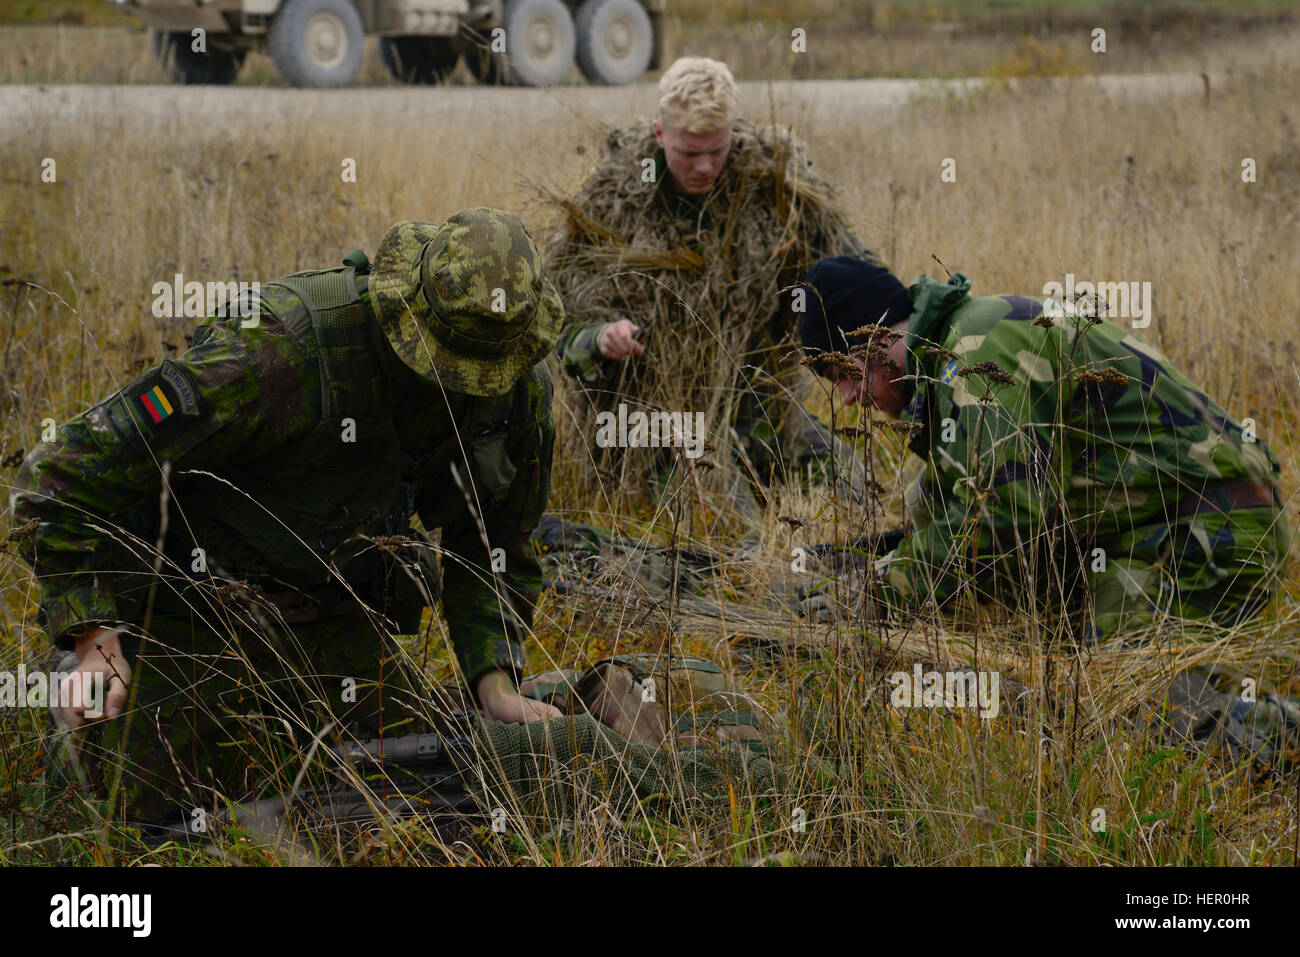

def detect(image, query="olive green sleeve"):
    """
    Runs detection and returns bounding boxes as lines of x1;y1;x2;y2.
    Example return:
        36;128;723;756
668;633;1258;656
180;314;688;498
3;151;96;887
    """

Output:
430;365;554;688
554;321;619;385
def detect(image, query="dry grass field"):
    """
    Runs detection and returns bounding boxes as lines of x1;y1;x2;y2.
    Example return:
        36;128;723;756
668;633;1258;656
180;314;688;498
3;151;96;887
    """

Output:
2;1;1296;85
1;16;1299;866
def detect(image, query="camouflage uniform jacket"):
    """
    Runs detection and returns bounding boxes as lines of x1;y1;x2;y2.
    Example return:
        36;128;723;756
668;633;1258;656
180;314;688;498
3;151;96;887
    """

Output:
11;264;554;686
877;273;1289;637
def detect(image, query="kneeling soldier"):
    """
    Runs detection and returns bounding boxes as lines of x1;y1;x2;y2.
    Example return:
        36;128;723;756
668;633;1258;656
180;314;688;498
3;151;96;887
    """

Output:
798;258;1290;637
798;258;1297;767
13;207;565;822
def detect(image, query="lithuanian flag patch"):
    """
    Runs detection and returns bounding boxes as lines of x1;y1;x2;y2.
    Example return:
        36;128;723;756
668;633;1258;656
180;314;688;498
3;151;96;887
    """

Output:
138;384;175;424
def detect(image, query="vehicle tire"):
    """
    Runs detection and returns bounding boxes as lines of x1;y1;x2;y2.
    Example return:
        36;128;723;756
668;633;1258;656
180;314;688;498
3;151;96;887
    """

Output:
499;0;576;87
151;30;245;85
461;45;507;85
267;0;365;88
380;36;459;84
575;0;653;86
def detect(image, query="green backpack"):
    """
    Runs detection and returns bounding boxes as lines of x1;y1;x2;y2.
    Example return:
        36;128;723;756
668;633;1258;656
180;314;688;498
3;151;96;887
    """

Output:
177;251;517;630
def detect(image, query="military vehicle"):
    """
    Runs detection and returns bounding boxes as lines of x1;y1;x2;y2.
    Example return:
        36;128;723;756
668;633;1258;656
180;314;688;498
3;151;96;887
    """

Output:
113;0;665;88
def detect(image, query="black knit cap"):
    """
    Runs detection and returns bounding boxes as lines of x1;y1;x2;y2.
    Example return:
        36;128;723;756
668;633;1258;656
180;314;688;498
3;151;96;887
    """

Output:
799;257;914;374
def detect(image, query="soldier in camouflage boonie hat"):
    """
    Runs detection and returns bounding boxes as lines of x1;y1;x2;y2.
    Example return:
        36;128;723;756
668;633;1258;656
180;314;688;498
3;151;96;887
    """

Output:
369;207;564;397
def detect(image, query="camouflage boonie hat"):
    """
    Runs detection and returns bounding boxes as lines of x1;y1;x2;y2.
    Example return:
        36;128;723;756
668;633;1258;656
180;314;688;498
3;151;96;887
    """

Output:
369;207;564;397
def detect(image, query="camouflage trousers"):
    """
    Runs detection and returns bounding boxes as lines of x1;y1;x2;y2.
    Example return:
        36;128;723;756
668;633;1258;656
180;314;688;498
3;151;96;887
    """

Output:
1022;505;1296;770
996;505;1297;768
1084;505;1291;640
44;599;439;825
1100;505;1297;772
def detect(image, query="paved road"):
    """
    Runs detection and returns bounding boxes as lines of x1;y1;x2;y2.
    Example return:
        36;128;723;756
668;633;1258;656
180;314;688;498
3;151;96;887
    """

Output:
3;72;1218;135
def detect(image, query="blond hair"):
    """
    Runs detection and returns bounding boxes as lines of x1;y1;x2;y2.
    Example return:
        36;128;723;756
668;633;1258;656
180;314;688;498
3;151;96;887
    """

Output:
657;57;738;134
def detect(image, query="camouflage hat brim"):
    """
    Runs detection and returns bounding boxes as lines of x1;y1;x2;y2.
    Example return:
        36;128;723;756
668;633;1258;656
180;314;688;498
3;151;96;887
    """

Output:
369;219;564;397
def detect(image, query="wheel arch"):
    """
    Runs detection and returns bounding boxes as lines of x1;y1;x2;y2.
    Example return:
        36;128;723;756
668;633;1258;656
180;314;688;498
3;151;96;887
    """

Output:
255;0;385;32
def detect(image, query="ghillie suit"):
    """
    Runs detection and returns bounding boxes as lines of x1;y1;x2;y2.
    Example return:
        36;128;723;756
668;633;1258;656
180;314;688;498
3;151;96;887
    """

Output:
543;118;883;527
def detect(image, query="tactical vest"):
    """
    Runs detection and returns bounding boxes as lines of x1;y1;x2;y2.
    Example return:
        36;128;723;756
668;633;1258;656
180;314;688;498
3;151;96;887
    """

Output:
158;252;518;626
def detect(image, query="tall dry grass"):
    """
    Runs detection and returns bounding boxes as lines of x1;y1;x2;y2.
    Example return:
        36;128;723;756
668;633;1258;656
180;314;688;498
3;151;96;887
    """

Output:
1;28;1299;864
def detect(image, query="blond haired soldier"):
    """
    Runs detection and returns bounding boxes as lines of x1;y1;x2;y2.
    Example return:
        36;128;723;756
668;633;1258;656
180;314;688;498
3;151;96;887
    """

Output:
546;56;884;519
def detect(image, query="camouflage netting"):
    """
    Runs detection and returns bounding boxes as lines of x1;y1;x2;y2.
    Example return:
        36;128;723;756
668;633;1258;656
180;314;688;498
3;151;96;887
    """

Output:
540;118;868;515
466;715;785;823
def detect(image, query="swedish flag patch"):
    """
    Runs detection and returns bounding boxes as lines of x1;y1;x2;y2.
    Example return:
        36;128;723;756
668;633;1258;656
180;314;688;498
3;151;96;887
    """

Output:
941;360;959;384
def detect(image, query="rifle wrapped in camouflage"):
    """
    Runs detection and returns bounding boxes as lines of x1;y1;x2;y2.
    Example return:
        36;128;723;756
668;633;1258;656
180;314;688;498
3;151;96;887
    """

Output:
535;513;909;596
138;722;482;847
137;704;789;851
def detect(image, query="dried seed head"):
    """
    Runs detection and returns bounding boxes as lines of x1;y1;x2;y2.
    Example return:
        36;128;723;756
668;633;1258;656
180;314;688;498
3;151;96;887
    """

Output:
959;360;1015;385
850;342;896;366
820;352;864;380
371;534;416;554
846;325;904;347
0;517;39;550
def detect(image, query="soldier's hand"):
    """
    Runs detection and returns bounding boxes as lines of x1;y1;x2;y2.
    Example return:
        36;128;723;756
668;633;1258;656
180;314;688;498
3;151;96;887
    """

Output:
596;319;645;361
475;669;561;724
60;625;131;729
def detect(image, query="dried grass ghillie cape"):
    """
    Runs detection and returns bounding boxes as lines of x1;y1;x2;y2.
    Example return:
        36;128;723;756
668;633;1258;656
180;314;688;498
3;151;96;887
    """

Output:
543;118;880;517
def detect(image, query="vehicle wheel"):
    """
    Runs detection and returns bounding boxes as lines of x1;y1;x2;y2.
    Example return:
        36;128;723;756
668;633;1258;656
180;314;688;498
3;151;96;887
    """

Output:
461;45;507;85
380;36;459;83
267;0;365;88
151;30;245;85
575;0;653;86
499;0;576;87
